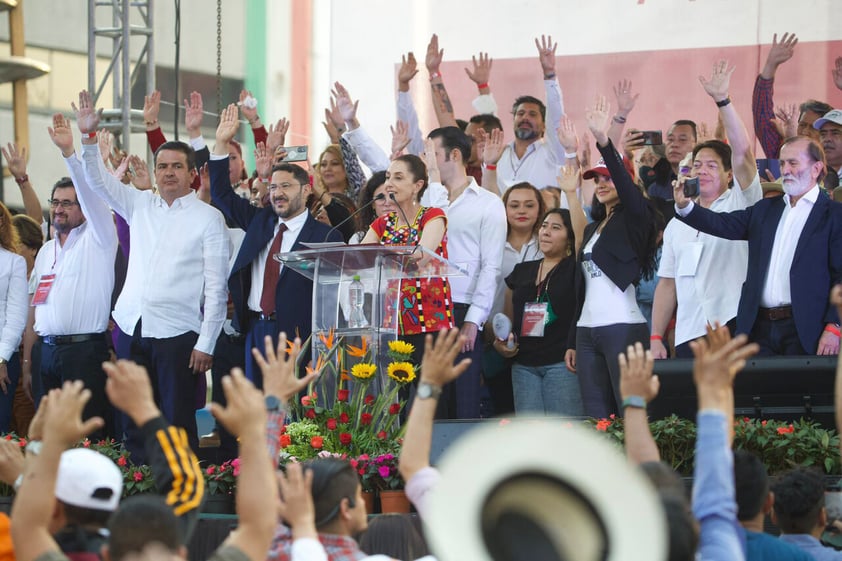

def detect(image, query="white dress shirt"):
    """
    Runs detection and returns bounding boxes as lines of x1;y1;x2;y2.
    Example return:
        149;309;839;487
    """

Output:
431;177;507;326
247;210;308;312
80;143;229;355
761;185;821;307
0;249;27;361
495;78;569;201
32;154;117;337
659;174;762;345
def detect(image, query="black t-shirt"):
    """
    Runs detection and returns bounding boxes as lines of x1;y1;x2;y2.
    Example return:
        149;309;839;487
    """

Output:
506;257;576;366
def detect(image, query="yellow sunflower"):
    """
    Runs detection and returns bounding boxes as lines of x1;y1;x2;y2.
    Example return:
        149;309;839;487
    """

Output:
388;340;415;356
387;362;416;383
351;363;377;379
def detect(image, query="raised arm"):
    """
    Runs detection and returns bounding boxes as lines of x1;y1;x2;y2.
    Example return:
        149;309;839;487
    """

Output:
465;51;498;115
49;113;118;248
333;82;392;173
210;369;278;561
11;381;104;561
752;32;798;159
557;164;586;253
75;90;145;218
396;52;425;156
104;360;205;543
425;34;459;129
143;90;168;152
210;104;258;228
399;329;471;517
2;143;41;222
833;57;842;93
536;35;568;164
699;61;758;193
608;80;639;148
239;89;269;146
618;342;661;464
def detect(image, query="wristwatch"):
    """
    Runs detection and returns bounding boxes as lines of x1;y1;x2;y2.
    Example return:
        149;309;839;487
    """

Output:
265;395;282;413
25;440;43;456
417;382;442;400
621;396;646;410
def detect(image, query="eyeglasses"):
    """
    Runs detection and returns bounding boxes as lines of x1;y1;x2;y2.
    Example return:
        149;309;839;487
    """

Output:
48;199;79;209
268;182;304;192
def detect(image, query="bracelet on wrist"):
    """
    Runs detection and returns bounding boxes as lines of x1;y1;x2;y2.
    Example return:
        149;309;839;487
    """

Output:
650;334;663;341
483;163;497;171
612;115;627;124
145;120;158;127
14;174;29;185
477;82;489;90
563;151;578;160
622;396;647;410
544;73;556;80
84;132;97;139
825;324;841;337
429;71;441;80
715;97;731;108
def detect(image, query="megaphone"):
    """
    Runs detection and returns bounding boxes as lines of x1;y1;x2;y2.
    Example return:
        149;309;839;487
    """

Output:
424;420;667;561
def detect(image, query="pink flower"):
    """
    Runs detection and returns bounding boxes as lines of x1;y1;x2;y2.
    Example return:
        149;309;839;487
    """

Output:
117;456;128;467
233;465;240;477
301;395;312;406
378;465;390;478
231;458;241;468
206;465;216;475
83;439;91;448
133;471;143;482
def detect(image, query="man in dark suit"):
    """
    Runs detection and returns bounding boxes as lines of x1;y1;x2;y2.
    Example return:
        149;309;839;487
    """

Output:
674;136;842;355
210;104;341;384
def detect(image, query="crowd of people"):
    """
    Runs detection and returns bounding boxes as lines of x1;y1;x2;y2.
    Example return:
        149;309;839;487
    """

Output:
0;28;841;559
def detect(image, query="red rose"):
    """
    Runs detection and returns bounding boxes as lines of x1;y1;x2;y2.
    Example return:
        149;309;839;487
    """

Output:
281;424;288;434
360;413;373;426
310;436;324;449
339;412;350;423
364;395;375;405
339;432;353;446
301;395;312;406
337;389;350;402
388;403;401;415
305;409;317;419
280;434;292;448
377;431;387;440
326;418;338;430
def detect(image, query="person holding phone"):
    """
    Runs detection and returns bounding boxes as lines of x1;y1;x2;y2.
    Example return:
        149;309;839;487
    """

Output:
564;95;660;418
651;60;762;359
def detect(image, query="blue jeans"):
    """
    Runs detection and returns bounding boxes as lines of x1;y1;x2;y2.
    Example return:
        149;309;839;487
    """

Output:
512;360;583;416
576;323;650;418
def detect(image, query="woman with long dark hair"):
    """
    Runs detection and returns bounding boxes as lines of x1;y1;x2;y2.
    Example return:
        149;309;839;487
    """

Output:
565;96;659;418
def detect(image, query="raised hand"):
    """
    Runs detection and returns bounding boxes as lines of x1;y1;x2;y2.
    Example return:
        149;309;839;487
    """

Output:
619;342;660;403
97;129;115;164
332;82;358;125
209;368;266;438
622;129;645;156
398;52;419;92
128;155;153;191
71;90;103;135
464;52;492;86
557;164;581;195
585;95;611;146
112;156;130;183
197;163;211;204
691;326;759;403
762;32;798;79
613;79;639;117
2;141;29;176
184;91;204;136
771;102;798;139
103;359;160;426
323;97;344;142
420;328;472;387
699;60;735;103
143;90;161;126
276;463;317;536
697;121;713;143
43;381;105;447
535;34;557;77
265;118;289;153
0;439;24;486
833;57;842;91
390;120;410;160
556;115;579;154
215;103;241;149
252;332;317;405
238;89;259;125
254;142;273;180
482;128;506;165
425;34;443;74
423;137;441;184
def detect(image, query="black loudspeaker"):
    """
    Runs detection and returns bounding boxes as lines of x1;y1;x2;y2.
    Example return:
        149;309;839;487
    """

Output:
650;356;837;426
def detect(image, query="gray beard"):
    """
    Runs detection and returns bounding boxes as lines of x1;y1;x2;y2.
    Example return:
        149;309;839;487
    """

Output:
515;128;539;141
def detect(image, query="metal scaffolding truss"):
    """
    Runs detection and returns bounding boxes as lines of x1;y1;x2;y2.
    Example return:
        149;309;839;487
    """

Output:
87;0;155;152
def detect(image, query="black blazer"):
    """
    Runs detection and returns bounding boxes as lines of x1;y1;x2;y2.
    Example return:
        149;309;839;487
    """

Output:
568;140;655;349
209;158;342;340
678;189;842;353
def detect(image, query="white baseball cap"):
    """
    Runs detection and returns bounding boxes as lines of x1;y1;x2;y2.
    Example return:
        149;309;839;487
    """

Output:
55;448;123;512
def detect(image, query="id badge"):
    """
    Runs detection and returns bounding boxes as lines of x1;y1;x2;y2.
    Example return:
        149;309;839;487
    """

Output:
31;274;56;306
521;302;548;337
